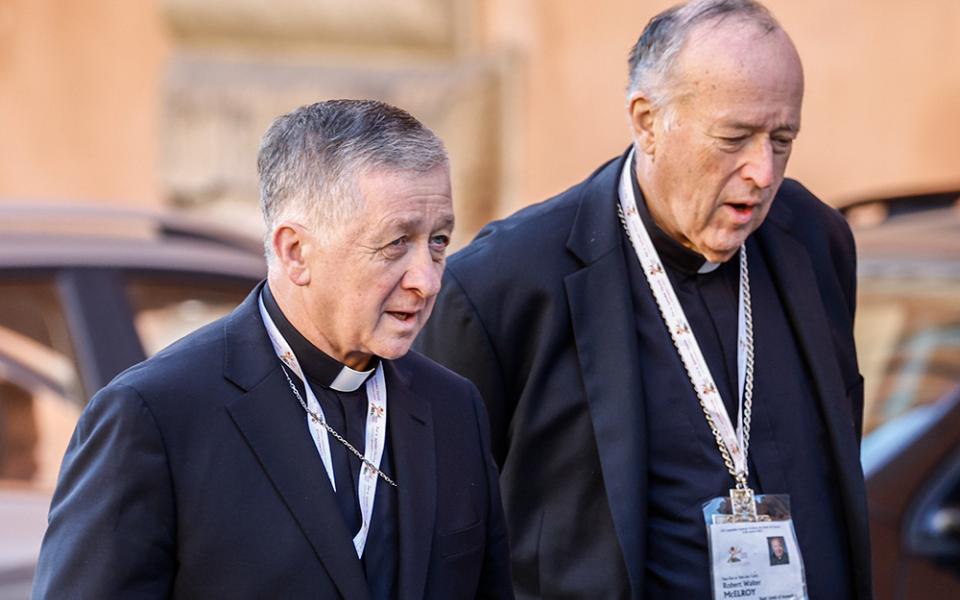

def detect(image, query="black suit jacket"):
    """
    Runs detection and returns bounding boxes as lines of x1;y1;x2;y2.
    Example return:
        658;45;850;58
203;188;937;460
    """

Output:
33;285;513;599
415;152;871;599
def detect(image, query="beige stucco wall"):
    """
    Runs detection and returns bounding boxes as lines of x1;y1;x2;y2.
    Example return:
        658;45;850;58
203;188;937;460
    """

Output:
1;0;958;242
0;0;168;206
483;0;960;215
780;0;960;201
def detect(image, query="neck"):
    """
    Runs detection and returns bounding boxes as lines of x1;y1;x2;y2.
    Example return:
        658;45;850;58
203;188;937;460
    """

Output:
634;158;680;245
633;155;732;264
266;274;372;371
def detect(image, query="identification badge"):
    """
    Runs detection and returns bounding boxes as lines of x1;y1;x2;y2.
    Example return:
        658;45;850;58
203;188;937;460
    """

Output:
703;490;807;599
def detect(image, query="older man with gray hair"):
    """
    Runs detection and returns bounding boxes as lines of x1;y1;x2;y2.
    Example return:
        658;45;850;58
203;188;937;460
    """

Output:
34;99;513;599
417;1;870;598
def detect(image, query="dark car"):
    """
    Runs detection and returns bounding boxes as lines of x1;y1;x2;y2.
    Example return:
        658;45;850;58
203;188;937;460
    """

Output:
847;191;960;599
0;204;265;596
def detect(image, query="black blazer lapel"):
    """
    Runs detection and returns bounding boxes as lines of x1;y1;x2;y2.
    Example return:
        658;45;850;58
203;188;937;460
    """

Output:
385;360;437;600
756;214;871;598
564;151;646;597
221;286;371;600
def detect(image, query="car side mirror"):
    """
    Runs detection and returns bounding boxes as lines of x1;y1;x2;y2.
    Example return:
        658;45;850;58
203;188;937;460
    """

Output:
930;507;960;539
906;449;960;574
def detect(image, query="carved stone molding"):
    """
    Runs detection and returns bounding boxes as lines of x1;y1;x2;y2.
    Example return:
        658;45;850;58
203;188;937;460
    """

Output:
161;52;507;246
160;0;461;51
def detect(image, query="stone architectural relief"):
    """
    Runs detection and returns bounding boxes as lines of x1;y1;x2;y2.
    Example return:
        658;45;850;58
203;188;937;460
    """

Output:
158;0;507;246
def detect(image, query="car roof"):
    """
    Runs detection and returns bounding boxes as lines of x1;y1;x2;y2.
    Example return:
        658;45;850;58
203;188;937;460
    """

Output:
843;191;960;280
0;203;266;279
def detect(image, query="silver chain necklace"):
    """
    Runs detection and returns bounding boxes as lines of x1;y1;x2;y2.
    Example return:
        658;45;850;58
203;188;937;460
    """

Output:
617;204;755;489
281;365;399;488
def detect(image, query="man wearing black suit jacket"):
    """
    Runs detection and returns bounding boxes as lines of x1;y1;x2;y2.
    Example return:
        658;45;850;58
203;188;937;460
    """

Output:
33;100;513;599
416;1;870;598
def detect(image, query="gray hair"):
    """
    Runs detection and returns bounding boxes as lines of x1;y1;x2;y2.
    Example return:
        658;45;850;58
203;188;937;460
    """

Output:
257;99;448;259
627;0;781;109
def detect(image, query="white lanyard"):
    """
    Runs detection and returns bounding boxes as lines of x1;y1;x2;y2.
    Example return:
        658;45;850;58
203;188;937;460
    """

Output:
618;150;755;486
258;295;387;558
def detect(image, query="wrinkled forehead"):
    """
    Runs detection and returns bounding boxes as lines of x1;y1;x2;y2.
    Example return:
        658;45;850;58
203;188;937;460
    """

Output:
356;165;454;223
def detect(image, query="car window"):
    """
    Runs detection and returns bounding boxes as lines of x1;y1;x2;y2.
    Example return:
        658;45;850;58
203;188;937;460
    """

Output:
125;278;254;356
0;280;84;493
0;277;253;494
857;277;960;435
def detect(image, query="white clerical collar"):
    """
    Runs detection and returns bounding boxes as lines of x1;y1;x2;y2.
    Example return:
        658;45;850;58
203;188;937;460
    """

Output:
698;260;722;274
329;364;377;393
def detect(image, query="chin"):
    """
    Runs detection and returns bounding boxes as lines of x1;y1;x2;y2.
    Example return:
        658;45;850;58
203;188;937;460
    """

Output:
373;341;416;361
703;248;740;263
703;233;751;262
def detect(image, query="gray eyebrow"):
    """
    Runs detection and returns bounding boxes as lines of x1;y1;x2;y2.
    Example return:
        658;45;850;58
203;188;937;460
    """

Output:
381;212;455;233
720;121;800;133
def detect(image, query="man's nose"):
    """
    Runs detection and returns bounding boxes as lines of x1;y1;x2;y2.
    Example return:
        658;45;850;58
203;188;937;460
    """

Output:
740;138;775;189
402;245;442;299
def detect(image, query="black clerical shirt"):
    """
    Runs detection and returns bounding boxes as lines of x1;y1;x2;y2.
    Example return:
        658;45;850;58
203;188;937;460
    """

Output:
261;284;398;599
624;169;853;599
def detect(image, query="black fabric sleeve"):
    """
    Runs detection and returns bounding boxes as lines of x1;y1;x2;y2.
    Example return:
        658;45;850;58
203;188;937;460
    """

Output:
416;268;512;465
32;384;177;599
470;384;515;599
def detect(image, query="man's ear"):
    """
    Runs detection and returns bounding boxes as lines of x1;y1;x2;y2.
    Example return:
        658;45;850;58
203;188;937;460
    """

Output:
628;92;657;157
272;222;311;286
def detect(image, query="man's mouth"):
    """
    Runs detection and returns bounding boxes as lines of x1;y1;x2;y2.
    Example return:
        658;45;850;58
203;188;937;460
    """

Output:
725;202;758;224
387;311;415;322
